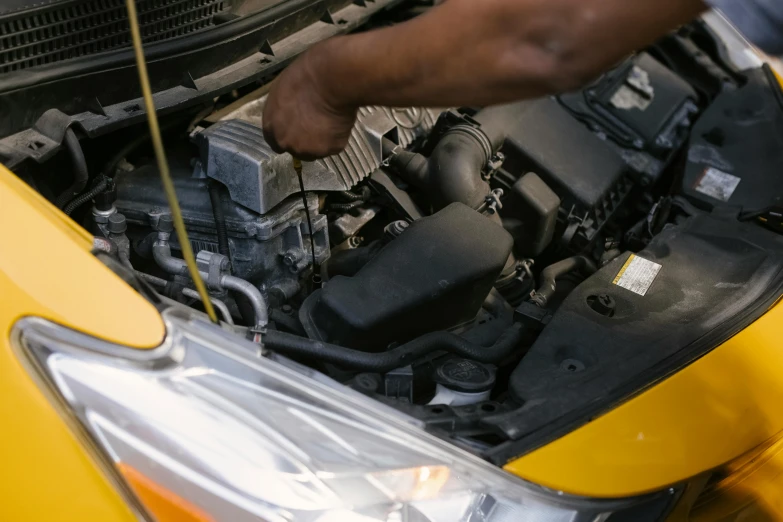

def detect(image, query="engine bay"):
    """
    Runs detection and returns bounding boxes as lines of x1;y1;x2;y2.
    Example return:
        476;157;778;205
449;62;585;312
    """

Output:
7;9;783;464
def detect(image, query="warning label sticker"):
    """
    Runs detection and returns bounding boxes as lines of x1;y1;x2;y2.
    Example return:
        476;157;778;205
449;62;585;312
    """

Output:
694;167;741;202
613;254;662;296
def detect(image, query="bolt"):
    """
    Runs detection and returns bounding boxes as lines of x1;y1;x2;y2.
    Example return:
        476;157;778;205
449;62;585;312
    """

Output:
384;220;409;240
281;304;293;315
282;251;299;266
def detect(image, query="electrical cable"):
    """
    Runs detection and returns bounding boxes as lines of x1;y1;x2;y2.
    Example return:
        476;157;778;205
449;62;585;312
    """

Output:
124;0;218;324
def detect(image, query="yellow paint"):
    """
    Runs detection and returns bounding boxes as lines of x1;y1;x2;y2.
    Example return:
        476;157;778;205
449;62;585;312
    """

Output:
0;164;165;521
505;300;783;500
688;435;783;521
0;164;164;347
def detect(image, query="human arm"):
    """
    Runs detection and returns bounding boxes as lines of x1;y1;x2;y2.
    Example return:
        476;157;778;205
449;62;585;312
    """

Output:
262;0;707;159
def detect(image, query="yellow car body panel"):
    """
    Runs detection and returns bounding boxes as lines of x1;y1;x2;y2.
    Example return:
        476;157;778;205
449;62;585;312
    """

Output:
505;300;783;505
0;164;164;521
0;164;164;348
688;435;783;521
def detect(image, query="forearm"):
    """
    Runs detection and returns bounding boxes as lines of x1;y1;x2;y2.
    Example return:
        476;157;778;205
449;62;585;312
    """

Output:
306;0;707;109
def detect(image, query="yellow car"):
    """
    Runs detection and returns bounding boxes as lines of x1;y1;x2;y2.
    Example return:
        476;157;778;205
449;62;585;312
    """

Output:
2;2;782;521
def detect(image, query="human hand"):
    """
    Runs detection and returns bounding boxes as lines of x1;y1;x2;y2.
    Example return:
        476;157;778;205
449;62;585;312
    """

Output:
262;50;358;160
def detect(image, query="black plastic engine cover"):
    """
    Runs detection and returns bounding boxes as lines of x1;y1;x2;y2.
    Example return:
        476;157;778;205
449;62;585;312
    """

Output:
559;52;698;184
493;213;783;451
682;66;783;213
300;203;514;351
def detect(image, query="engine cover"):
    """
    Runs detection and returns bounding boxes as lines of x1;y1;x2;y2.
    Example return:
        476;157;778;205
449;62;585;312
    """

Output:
114;163;329;303
300;203;514;351
195;110;442;214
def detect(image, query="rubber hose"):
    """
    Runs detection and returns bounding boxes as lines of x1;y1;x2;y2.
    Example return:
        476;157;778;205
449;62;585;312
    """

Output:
388;103;528;210
472;103;527;149
269;309;306;335
103;117;184;178
63;176;109;215
208;181;232;263
530;256;598;308
262;323;524;372
105;134;150;178
56;128;90;209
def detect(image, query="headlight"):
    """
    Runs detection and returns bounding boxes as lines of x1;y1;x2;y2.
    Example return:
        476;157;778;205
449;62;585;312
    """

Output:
15;308;675;521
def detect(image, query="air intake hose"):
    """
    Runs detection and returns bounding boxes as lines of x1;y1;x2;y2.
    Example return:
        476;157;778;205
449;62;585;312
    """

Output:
390;103;526;210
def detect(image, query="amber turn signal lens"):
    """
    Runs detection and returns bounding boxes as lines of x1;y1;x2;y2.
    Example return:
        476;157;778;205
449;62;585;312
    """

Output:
118;463;216;522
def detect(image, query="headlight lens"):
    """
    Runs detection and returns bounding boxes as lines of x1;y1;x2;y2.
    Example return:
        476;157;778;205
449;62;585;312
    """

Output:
16;309;673;521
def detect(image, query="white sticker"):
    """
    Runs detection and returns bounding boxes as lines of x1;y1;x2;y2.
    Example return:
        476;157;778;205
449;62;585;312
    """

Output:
613;254;662;296
694;167;741;202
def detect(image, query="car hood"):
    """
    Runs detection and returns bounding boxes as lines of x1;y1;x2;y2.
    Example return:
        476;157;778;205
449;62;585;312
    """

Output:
0;0;401;168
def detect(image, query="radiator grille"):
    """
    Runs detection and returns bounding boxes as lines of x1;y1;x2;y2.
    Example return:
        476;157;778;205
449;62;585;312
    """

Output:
0;0;225;74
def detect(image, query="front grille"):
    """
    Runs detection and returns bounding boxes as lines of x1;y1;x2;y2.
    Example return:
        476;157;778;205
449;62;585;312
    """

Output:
0;0;225;74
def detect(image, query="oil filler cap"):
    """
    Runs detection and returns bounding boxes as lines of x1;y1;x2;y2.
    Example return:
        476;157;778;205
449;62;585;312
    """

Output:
434;358;496;393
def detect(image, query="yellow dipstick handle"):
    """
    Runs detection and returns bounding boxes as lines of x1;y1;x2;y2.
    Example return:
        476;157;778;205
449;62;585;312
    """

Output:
125;0;219;324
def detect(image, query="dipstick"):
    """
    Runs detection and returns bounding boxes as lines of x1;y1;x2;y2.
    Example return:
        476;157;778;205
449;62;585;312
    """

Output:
124;0;218;323
293;158;321;285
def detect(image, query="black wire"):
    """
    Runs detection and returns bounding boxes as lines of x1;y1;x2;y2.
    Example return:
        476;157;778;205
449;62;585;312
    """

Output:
296;169;321;284
63;176;110;215
739;206;774;222
208;181;232;265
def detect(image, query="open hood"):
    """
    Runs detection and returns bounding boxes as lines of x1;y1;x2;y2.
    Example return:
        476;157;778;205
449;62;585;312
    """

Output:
0;0;400;167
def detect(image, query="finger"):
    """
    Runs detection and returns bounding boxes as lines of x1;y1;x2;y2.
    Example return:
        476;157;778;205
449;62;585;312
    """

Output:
261;119;284;154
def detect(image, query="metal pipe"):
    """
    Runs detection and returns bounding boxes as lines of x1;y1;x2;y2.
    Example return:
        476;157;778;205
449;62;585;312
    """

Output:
220;274;268;328
153;240;267;327
182;288;234;325
136;271;168;287
152;241;189;276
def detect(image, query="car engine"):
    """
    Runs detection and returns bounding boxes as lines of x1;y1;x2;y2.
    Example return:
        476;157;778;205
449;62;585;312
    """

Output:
6;4;783;463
